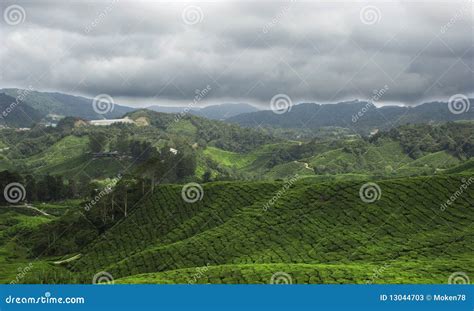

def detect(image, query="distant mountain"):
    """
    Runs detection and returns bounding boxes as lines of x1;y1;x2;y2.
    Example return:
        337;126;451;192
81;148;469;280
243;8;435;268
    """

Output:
228;100;474;132
146;103;259;120
194;103;259;120
145;106;188;114
0;93;44;127
1;88;135;123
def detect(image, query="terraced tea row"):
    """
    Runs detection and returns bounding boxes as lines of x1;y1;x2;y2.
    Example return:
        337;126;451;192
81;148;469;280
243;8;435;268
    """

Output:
59;175;473;284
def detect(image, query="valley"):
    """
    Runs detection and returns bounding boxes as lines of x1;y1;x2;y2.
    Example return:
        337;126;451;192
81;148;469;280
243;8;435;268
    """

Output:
0;90;473;284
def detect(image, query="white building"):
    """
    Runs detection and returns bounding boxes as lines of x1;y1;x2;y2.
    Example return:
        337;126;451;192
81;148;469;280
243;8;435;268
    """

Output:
89;117;135;126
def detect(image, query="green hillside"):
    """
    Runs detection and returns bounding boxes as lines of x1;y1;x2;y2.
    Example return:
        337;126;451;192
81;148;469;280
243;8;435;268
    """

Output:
23;135;89;171
1;89;134;121
203;146;257;169
19;175;473;284
0;207;53;283
201;137;465;180
444;159;474;175
0;93;44;127
1;113;473;285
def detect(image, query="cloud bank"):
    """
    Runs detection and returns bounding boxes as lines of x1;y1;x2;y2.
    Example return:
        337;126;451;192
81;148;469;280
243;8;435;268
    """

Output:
0;0;472;107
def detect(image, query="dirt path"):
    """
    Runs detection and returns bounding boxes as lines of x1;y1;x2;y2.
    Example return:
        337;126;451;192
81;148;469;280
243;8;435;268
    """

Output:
53;254;82;265
8;204;51;217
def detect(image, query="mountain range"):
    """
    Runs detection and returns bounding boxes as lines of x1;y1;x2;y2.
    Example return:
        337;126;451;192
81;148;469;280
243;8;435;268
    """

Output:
1;89;473;133
227;100;474;133
0;88;134;127
146;103;259;120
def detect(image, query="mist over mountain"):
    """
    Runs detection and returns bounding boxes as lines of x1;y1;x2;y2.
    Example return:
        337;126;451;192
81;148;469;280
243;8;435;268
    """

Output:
147;103;259;120
2;88;473;132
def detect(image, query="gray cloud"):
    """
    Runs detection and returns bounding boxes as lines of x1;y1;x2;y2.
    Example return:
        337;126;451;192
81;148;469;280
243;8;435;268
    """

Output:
0;0;472;108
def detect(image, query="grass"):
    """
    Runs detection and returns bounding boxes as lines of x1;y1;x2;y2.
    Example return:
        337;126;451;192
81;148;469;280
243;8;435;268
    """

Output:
25;135;89;172
444;159;474;174
0;208;54;283
34;200;83;216
0;155;11;171
406;151;460;169
203;146;257;169
10;134;127;179
37;154;128;178
167;120;197;137
201;142;304;179
263;161;314;179
307;140;413;175
116;260;471;284
19;174;472;284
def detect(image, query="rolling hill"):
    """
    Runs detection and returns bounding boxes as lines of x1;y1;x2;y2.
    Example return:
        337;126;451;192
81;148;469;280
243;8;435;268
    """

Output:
0;93;44;127
1;106;472;285
18;174;473;284
0;88;135;124
1;114;471;182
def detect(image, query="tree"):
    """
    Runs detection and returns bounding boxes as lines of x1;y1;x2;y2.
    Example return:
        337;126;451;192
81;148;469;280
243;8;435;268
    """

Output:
202;171;212;183
89;132;106;153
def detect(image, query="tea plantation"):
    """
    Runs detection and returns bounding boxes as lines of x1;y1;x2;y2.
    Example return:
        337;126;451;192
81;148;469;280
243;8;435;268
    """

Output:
26;174;472;284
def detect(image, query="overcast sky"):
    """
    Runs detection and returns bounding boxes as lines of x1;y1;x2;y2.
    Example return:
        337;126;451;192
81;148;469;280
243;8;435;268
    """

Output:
0;0;472;108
